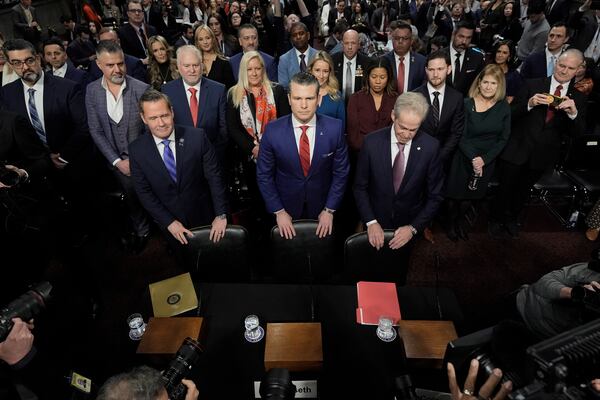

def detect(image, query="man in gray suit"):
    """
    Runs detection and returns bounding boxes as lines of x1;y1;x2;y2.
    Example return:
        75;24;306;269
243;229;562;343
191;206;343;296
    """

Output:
11;0;41;46
86;40;151;252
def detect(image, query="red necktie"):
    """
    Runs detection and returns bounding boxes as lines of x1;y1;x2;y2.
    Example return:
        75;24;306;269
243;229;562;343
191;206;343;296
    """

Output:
188;87;198;127
545;84;563;123
299;125;311;177
397;56;405;94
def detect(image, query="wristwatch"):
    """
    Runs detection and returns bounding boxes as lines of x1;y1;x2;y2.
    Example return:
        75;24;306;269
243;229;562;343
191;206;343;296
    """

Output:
408;225;417;236
324;207;335;214
216;214;227;220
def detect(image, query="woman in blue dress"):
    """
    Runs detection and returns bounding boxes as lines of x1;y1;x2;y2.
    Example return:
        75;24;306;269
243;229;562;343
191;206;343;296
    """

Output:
308;51;345;130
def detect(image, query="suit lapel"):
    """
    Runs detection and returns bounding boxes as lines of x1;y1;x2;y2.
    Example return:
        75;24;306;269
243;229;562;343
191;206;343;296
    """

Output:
147;134;174;185
308;116;325;178
42;74;53;131
398;133;423;193
285;116;304;178
197;79;208;128
121;79;133;143
382;131;394;194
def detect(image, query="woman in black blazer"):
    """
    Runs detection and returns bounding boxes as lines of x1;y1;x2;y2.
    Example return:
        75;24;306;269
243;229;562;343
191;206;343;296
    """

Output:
195;24;235;89
226;51;290;222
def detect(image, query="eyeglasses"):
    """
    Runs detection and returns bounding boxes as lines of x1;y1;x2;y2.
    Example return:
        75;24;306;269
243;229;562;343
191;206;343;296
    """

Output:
128;8;144;13
9;57;37;68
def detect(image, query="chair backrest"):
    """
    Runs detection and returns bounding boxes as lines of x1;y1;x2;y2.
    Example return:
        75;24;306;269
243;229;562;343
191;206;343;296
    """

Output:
344;231;408;285
564;134;600;171
182;225;250;282
270;220;336;283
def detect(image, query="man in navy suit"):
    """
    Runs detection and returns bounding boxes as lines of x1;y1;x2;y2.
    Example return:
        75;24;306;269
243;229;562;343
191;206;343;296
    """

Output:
257;72;350;239
130;90;228;245
162;45;228;163
118;0;158;60
353;92;444;252
444;21;485;95
332;29;371;102
520;23;569;79
383;21;426;95
412;50;464;165
42;37;89;87
88;28;147;83
229;24;278;82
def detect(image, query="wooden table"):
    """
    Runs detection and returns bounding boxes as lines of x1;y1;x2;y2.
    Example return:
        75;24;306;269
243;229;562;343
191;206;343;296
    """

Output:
398;320;457;369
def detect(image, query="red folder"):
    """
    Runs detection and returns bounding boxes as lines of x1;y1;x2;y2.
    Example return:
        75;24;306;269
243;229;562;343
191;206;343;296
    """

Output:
356;281;401;325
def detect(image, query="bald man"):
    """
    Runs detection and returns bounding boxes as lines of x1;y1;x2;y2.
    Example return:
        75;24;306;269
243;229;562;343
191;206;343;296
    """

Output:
331;29;371;102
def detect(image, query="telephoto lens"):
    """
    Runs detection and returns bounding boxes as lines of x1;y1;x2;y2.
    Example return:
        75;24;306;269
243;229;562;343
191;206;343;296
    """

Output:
0;282;52;342
259;368;296;399
162;337;203;400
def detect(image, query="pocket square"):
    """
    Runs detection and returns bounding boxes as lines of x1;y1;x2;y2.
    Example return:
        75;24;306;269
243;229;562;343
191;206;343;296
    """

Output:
321;152;334;158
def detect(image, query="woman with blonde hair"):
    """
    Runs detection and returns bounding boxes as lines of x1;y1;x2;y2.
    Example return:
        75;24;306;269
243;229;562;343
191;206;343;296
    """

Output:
444;64;511;241
308;51;345;128
146;35;179;90
194;24;235;88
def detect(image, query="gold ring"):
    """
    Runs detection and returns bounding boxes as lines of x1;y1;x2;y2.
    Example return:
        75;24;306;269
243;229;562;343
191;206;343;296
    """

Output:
463;389;474;396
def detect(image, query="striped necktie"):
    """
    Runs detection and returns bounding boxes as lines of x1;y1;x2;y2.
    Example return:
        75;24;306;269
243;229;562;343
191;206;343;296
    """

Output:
161;139;177;182
27;88;46;144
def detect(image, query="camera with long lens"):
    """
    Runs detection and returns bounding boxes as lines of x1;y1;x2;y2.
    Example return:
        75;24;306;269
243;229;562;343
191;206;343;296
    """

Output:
571;285;600;314
259;368;296;399
162;337;203;400
0;282;52;342
0;163;25;187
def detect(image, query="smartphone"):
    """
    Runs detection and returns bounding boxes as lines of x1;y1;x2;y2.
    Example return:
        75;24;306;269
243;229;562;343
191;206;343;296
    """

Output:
543;93;565;107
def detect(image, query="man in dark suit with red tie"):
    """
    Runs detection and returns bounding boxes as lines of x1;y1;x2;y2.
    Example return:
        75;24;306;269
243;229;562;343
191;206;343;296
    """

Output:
444;21;485;96
118;0;157;60
256;72;350;239
490;49;587;238
383;21;426;95
353;92;444;283
129;90;228;246
162;45;228;163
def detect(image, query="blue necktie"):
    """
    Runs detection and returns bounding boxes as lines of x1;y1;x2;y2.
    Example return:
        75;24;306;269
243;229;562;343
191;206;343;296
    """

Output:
161;139;177;182
547;55;556;77
27;88;46;144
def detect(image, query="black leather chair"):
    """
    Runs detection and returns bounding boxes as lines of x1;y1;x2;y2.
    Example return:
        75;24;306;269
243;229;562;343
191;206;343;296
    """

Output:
344;231;409;285
182;225;250;282
563;135;600;209
532;168;579;227
270;220;336;283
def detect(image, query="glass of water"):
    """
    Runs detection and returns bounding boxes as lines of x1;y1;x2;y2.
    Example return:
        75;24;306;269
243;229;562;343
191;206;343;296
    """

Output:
127;313;146;341
244;314;265;343
376;316;397;342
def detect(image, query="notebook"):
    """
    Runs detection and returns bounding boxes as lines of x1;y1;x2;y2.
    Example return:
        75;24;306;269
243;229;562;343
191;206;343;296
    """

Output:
149;272;198;317
356;281;401;325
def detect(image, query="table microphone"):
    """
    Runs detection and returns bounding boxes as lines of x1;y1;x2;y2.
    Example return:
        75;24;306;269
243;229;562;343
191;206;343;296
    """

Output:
307;252;316;322
433;251;443;320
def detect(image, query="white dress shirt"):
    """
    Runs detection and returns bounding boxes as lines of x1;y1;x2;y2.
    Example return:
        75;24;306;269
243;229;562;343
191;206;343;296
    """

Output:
427;82;446;118
52;62;68;78
153;130;177;162
291;114;317;161
183;80;201;108
342;55;357;95
395;52;411;92
22;72;46;133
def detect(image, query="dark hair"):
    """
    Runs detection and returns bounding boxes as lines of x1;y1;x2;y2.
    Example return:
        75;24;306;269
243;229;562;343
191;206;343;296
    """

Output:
237;23;257;37
290;21;309;33
492;39;516;68
59;15;73;24
3;39;36;58
362;57;396;96
181;23;193;34
75;24;91;36
289;71;319;91
550;21;570;37
430;35;448;50
139;89;173;113
96;366;164;400
526;0;545;15
389;20;412;32
453;20;475;33
96;40;124;56
426;49;450;66
333;20;349;34
43;37;66;52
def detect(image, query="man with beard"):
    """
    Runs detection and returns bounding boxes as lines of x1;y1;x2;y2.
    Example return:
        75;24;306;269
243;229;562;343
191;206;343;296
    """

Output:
444;21;485;96
86;40;151;252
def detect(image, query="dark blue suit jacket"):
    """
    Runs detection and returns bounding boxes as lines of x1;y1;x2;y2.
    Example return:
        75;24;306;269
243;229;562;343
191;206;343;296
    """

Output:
161;77;228;162
383;51;426;92
229;50;278;83
519;50;547;80
353;127;444;231
0;73;91;164
61;61;89;87
88;54;147;83
129;125;228;229
256;114;350;219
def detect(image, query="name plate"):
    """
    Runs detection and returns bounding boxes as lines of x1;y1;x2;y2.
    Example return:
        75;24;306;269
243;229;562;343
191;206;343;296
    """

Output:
254;380;318;398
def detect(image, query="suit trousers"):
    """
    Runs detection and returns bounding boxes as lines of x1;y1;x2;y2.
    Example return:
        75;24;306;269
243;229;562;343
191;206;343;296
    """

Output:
112;168;151;237
491;159;545;223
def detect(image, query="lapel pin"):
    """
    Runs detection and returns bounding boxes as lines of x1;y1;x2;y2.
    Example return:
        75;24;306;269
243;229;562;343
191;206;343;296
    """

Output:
417;146;421;151
178;138;184;146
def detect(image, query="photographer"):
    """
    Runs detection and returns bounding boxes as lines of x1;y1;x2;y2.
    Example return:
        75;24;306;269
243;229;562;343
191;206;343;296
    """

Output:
0;318;36;399
97;366;199;400
515;248;600;339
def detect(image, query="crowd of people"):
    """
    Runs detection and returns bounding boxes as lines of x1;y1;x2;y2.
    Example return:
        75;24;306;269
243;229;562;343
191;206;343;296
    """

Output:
1;0;600;396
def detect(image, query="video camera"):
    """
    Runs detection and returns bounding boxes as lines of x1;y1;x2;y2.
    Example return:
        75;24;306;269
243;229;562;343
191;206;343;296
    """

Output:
0;282;52;342
162;337;203;400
